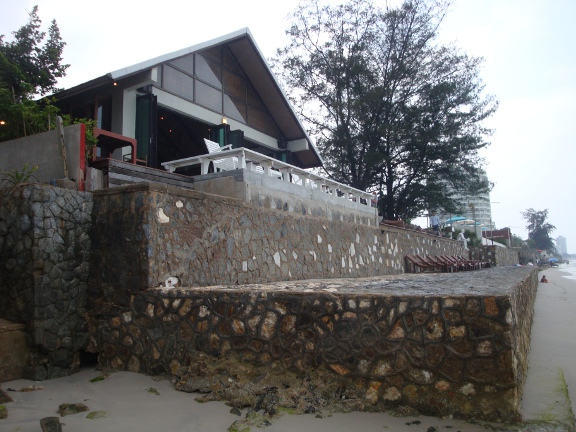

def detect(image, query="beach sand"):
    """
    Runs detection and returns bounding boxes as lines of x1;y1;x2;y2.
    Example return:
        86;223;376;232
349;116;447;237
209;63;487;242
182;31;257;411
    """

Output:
1;267;575;432
520;266;576;426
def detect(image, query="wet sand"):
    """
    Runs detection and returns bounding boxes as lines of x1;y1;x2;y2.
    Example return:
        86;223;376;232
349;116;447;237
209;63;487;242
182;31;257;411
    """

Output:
520;266;576;426
0;368;507;432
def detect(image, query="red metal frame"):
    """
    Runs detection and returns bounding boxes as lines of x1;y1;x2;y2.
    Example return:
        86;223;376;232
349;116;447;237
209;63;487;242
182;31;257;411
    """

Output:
93;128;137;163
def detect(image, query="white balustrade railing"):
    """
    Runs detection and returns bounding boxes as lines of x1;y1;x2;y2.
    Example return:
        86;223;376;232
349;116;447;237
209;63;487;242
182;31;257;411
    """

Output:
161;147;377;212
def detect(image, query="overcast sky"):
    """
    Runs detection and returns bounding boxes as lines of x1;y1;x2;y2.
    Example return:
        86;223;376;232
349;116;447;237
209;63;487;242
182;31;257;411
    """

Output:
2;0;575;253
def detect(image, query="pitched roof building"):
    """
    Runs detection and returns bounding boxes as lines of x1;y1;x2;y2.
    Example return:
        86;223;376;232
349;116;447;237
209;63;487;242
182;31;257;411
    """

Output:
53;28;322;172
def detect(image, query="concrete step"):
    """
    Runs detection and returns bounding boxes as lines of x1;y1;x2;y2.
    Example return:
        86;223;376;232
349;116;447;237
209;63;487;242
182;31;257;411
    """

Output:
0;318;30;383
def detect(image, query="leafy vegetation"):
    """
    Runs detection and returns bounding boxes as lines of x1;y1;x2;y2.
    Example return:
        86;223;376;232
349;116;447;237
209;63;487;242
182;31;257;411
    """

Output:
0;5;68;142
1;7;96;164
1;162;38;186
521;208;556;252
274;0;497;221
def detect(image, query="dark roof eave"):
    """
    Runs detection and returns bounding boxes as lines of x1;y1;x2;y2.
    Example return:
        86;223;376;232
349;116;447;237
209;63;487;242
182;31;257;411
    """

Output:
52;75;114;100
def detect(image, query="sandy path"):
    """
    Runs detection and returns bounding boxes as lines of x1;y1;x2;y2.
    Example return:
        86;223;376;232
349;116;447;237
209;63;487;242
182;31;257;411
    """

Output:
521;267;576;425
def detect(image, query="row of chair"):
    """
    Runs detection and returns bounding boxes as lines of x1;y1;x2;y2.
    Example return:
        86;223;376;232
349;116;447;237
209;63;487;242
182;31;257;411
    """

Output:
404;255;491;273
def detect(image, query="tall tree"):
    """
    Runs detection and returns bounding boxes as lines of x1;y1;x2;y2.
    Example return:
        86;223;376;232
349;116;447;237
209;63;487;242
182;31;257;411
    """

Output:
0;6;68;141
521;208;556;252
0;5;68;99
274;0;497;221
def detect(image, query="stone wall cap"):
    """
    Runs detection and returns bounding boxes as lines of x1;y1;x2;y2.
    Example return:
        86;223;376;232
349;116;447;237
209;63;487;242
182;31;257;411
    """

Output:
150;266;537;298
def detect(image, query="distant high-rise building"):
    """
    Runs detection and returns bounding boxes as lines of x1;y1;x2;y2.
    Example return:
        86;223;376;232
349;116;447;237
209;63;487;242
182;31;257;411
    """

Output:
556;236;567;255
438;171;493;234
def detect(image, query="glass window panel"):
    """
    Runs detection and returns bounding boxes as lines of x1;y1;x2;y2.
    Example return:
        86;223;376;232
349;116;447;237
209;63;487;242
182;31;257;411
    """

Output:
195;54;222;89
224;95;246;122
247;84;264;110
162;65;194;101
196;80;222;112
267;119;281;139
247;106;267;133
169;54;195;74
223;70;246;100
223;49;242;74
198;47;221;64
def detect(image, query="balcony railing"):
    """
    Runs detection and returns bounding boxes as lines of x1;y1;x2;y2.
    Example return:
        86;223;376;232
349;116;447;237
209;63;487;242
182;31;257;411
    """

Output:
161;147;377;213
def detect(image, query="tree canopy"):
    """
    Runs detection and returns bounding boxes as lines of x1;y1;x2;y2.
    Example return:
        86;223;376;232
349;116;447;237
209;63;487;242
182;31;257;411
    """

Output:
274;0;497;221
0;5;68;141
521;208;556;252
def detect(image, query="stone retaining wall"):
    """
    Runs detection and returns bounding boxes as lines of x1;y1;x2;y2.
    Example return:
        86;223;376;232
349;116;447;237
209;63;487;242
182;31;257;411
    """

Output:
0;183;531;423
89;183;467;311
470;245;519;267
0;319;29;382
0;185;92;379
98;267;538;423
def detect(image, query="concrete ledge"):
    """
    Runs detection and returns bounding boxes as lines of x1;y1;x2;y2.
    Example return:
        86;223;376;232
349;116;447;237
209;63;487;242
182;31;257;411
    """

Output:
98;266;538;423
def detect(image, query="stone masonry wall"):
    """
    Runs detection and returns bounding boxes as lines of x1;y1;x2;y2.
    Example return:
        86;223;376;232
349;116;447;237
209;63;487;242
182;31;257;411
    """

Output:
89;183;467;311
470;245;519;267
0;184;92;379
98;266;538;423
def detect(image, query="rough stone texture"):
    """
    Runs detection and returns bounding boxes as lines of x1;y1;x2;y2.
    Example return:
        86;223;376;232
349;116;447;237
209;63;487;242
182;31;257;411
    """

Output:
0;184;92;379
98;266;538;423
470;245;519;267
40;416;63;432
0;319;30;382
0;386;13;404
89;183;468;310
0;182;527;423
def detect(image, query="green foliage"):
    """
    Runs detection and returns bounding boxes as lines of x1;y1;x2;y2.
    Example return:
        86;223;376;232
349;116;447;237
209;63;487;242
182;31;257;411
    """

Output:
1;162;38;186
274;0;497;220
510;234;527;249
0;6;69;99
0;6;68;142
89;375;107;383
0;86;61;141
453;228;481;248
60;115;97;162
521;208;556;252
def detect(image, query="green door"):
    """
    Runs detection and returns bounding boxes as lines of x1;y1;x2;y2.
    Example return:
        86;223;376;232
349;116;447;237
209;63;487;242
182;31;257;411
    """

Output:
135;93;157;167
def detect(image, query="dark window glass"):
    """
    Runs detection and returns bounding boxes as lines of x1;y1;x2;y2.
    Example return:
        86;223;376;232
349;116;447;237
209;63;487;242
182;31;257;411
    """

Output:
196;54;222;89
247;106;267;133
163;65;194;101
196;80;222;112
199;46;221;64
223;70;246;100
223;49;242;74
224;95;246;122
169;54;195;74
247;84;264;110
267;119;281;140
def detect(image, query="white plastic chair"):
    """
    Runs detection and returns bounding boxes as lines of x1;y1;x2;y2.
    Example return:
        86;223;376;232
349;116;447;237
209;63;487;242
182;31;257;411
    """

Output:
204;139;238;172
